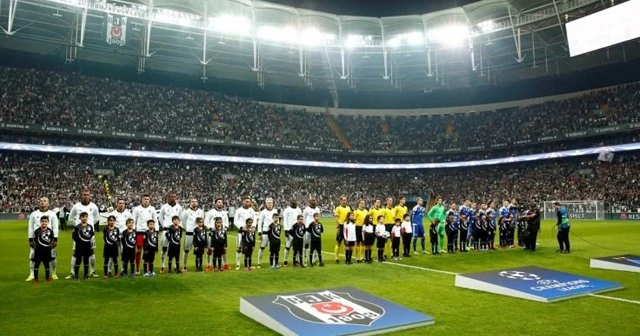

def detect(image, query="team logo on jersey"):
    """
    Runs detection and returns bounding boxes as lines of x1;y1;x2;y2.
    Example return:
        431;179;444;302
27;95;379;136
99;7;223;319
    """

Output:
172;230;181;243
126;233;136;247
38;230;52;245
295;225;305;237
80;226;93;241
246;232;255;242
149;232;158;247
499;270;541;281
313;224;323;236
274;290;384;326
107;229;119;244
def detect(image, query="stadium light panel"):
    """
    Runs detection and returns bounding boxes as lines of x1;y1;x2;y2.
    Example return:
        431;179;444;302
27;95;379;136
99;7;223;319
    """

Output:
387;36;402;48
209;15;251;36
258;25;298;43
300;28;335;46
427;24;469;48
477;20;494;33
344;34;366;48
153;9;201;28
405;31;425;46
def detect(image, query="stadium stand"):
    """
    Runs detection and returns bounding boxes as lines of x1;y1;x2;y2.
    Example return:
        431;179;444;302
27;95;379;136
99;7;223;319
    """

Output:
1;66;639;152
1;151;638;214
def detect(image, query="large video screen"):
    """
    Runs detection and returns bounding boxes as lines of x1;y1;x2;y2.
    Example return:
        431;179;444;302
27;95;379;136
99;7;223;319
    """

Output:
566;0;640;57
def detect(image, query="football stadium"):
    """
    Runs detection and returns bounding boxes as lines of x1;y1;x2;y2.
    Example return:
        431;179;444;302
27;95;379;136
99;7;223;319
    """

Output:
1;0;640;335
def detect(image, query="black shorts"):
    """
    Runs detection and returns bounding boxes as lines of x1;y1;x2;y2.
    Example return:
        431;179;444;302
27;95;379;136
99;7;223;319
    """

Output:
143;249;156;262
355;226;363;243
364;233;376;246
121;248;135;261
346;241;355;247
335;224;344;242
385;224;394;233
376;237;386;249
103;246;119;259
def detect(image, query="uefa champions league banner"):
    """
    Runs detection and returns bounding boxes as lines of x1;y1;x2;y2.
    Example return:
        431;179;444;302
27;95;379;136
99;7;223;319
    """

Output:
455;266;622;302
240;286;434;336
591;255;640;273
107;14;127;46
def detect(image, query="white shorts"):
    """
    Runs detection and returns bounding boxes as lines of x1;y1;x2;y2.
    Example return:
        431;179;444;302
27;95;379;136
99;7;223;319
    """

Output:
285;231;293;248
51;247;57;259
29;247;34;260
260;234;269;249
304;232;311;246
91;236;96;250
161;229;170;248
184;235;194;250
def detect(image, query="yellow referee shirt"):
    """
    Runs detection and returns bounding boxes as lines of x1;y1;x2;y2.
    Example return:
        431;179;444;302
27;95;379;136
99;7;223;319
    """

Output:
354;209;368;226
382;206;396;224
369;207;382;224
393;205;408;222
334;205;352;225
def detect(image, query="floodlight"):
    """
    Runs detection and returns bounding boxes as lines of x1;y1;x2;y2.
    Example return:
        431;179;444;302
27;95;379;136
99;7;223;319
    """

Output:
209;15;251;36
258;25;298;43
345;34;365;48
405;31;424;46
300;28;335;46
427;24;469;48
387;36;401;48
477;20;494;33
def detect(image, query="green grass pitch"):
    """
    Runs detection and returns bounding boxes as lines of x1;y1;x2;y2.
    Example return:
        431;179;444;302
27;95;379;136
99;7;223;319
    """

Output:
1;219;639;336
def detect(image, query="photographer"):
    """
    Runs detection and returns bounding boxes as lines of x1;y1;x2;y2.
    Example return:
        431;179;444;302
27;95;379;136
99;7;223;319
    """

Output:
519;204;540;252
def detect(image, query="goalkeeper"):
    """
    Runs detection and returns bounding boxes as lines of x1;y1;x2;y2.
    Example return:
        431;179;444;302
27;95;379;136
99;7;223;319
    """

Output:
427;196;447;253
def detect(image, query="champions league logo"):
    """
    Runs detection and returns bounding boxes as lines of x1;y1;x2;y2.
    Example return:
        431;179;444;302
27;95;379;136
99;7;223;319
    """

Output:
274;290;384;326
499;270;541;281
499;270;592;292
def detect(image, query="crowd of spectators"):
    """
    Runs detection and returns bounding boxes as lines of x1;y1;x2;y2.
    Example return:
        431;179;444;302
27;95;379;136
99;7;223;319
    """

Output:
1;66;639;152
0;67;341;149
2;151;638;214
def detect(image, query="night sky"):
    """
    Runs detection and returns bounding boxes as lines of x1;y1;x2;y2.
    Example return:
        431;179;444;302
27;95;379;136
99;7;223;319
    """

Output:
268;0;480;17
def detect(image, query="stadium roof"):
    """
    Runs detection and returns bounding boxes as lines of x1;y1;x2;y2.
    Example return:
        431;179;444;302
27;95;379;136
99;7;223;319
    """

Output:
1;0;639;107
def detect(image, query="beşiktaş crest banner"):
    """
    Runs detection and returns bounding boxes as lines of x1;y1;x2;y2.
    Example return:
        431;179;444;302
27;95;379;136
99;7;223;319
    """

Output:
106;14;127;46
240;286;434;335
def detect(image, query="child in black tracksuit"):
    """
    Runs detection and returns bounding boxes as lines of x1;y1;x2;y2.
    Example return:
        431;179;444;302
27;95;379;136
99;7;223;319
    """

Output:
458;213;468;252
429;219;439;255
121;219;136;276
291;215;306;267
308;213;324;267
143;220;159;276
167;216;183;273
268;214;282;269
193;218;207;272
445;213;456;254
103;216;120;279
31;216;55;282
211;219;227;272
73;212;94;280
242;218;256;270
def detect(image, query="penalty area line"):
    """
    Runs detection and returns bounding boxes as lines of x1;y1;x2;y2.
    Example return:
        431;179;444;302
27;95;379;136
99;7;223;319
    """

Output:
588;294;640;305
319;251;458;276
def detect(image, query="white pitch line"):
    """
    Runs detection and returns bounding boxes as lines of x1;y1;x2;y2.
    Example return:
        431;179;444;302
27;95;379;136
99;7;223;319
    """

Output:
589;294;640;305
319;251;458;276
